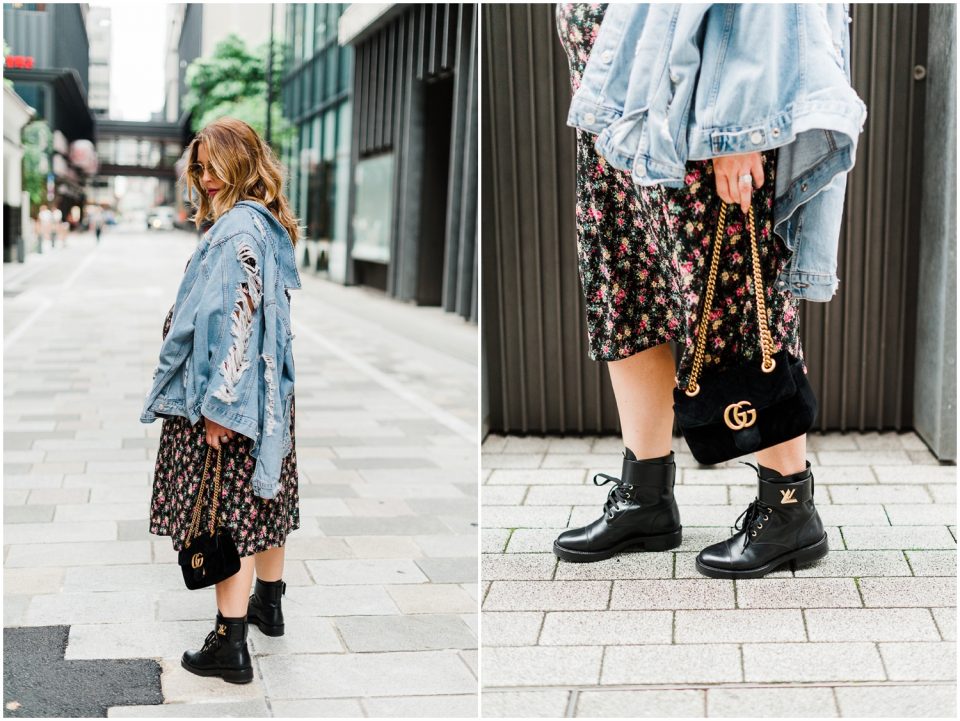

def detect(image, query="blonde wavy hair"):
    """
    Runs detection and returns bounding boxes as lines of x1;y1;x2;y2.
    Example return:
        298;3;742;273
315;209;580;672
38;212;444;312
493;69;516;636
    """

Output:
184;117;301;245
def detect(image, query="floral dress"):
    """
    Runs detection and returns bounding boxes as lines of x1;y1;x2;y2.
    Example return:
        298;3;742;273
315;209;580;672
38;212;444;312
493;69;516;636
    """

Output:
555;3;805;390
149;305;301;557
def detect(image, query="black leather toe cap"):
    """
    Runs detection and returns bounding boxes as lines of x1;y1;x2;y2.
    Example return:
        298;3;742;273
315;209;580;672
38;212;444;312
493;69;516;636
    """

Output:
555;526;590;551
697;538;735;569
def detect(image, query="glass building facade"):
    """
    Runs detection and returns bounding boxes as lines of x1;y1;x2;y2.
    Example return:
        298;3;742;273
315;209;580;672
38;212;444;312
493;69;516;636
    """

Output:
282;3;353;283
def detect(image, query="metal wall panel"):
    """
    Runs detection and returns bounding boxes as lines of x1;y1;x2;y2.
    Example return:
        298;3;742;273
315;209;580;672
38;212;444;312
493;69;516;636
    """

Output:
350;3;478;321
482;4;935;435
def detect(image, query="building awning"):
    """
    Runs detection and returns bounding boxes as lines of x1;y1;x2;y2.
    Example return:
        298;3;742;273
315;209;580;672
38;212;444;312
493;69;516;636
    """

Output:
2;66;95;141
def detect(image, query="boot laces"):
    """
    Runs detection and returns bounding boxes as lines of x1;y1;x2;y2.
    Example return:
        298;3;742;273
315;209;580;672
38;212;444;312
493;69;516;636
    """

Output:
593;473;634;520
733;497;773;550
200;628;221;653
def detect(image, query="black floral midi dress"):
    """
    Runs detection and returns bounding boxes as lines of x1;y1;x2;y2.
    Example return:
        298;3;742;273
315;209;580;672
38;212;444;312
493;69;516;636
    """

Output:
149;304;301;557
556;3;805;390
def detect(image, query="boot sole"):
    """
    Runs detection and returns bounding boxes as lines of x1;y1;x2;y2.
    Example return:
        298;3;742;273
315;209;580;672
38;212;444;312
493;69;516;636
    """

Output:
247;612;284;637
553;527;683;563
180;657;253;684
694;533;829;579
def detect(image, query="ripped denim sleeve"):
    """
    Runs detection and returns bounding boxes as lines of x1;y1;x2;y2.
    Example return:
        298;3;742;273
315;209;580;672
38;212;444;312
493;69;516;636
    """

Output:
210;240;264;405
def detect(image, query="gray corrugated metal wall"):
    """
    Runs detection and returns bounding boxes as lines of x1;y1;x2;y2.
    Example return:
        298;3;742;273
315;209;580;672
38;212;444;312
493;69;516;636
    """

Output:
482;4;943;437
349;3;478;322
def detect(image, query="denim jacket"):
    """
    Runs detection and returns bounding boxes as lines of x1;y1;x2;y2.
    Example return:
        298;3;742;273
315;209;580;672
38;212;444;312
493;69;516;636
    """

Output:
140;200;302;499
565;3;868;301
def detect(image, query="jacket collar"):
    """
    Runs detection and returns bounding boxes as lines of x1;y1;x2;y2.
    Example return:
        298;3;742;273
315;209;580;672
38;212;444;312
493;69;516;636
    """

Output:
233;199;302;290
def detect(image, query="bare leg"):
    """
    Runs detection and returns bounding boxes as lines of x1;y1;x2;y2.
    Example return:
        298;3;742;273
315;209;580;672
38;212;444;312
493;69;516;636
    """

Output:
607;343;677;458
253;545;286;583
755;434;807;476
215;555;256;617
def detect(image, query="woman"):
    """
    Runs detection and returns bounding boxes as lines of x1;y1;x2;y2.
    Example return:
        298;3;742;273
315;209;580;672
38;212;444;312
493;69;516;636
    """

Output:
140;117;303;683
552;4;864;577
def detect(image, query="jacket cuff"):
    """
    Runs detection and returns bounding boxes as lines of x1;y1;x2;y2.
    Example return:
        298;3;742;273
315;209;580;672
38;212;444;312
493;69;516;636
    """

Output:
250;450;282;500
199;395;260;442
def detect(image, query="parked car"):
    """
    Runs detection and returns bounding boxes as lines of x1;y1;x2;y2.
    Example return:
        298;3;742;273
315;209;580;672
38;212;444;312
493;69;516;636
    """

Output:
146;206;175;231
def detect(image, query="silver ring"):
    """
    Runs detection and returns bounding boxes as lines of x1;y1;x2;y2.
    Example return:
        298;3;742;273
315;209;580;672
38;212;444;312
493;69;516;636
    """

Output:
738;173;753;186
220;435;229;443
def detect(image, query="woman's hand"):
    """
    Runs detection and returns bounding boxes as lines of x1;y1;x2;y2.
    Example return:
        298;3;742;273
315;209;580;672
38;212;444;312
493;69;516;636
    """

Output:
712;151;764;213
204;416;237;450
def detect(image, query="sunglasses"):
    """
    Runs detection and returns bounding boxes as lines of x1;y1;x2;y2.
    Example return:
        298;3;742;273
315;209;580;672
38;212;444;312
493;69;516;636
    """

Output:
188;163;217;177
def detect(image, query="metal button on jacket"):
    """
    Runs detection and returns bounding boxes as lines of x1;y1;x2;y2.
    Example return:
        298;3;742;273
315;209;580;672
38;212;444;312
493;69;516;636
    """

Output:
750;130;763;144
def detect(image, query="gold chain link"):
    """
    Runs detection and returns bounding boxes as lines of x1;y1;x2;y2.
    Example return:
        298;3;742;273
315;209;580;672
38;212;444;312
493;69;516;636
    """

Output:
184;445;222;549
684;202;776;397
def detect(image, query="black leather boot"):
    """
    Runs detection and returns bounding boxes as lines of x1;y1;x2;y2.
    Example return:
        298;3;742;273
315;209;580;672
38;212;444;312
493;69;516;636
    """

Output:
246;577;286;636
181;611;253;684
695;460;828;579
553;450;682;562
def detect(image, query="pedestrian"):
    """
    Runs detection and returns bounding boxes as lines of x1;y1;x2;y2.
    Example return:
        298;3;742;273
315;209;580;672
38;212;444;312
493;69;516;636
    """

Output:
51;206;62;247
551;4;866;578
92;208;104;244
36;204;52;250
140;117;303;684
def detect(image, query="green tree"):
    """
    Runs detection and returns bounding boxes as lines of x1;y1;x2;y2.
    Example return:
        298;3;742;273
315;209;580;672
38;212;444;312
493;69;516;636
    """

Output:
22;119;52;210
183;34;292;150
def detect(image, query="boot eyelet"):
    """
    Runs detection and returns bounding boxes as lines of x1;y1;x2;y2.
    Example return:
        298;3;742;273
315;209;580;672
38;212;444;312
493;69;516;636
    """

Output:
763;515;769;521
750;531;757;537
757;523;763;529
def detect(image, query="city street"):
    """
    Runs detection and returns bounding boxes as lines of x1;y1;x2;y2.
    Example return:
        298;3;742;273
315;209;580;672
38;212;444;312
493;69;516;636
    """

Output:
481;434;957;718
4;227;478;717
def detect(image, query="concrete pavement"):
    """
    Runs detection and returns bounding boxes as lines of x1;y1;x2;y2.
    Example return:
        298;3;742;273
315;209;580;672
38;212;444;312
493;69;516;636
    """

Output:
481;433;957;718
3;227;478;717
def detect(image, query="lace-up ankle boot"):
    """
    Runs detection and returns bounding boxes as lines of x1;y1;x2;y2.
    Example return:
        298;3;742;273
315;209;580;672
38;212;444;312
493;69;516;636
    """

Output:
695;460;828;579
553;450;682;562
181;611;253;684
247;577;287;636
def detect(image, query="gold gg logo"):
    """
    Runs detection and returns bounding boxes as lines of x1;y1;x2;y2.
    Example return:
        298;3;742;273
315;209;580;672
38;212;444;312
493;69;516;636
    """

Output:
191;553;204;569
723;400;757;430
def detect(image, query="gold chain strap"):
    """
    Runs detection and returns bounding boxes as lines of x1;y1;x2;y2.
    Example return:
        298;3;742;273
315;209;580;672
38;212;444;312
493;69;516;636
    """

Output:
184;446;223;549
684;202;777;397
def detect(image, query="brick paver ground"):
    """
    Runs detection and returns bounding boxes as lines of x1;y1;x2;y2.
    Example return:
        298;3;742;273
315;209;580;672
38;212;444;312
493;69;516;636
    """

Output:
481;433;956;718
4;228;478;717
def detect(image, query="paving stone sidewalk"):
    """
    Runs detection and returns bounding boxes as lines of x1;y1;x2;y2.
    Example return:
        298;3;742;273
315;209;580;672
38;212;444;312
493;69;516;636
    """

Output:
481;433;957;718
4;230;478;717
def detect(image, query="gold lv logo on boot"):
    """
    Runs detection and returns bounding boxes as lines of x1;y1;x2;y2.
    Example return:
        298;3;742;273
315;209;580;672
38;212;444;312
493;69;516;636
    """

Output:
780;488;798;504
217;624;227;635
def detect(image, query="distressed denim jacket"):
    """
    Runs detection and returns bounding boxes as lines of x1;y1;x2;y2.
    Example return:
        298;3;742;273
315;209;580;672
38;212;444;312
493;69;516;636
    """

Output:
140;200;302;499
565;3;868;301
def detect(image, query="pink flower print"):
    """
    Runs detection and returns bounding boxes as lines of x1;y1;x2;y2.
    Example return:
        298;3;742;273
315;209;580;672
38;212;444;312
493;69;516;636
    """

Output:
667;317;680;330
616;216;625;228
647;242;658;255
590;207;603;222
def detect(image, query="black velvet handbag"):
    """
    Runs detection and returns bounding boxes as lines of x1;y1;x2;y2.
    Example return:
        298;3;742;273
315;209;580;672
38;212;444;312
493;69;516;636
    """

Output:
673;201;818;465
178;445;241;590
